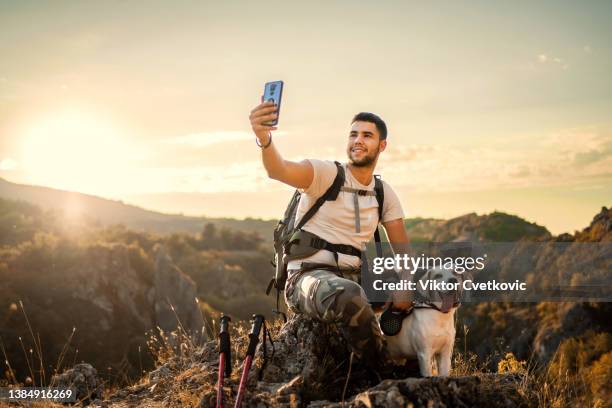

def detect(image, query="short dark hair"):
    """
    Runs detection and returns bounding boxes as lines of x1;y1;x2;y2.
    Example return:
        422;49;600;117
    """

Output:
351;112;387;140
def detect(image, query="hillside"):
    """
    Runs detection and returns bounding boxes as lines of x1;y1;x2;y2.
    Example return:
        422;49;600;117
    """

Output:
0;177;276;238
0;196;609;406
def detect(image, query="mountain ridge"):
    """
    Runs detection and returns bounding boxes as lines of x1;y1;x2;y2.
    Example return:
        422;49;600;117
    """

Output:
0;176;556;240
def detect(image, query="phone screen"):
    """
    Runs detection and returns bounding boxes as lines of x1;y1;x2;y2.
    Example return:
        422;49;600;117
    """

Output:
263;80;283;126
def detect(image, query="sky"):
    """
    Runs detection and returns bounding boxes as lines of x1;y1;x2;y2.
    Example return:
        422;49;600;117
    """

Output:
0;0;611;235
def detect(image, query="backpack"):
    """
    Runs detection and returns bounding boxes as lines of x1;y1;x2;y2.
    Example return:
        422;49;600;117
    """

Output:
265;161;385;314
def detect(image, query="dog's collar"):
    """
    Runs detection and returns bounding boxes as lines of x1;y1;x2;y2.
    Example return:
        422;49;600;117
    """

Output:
413;300;461;314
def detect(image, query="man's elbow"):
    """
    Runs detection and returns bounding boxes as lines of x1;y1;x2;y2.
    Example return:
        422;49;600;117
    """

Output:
265;162;287;181
267;170;281;181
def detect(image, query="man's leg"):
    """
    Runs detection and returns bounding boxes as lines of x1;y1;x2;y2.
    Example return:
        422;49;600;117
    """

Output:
286;269;386;368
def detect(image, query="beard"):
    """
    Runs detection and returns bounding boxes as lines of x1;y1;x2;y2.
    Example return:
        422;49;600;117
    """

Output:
347;145;380;167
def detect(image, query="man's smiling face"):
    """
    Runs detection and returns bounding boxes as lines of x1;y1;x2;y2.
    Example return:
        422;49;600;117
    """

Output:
346;121;387;167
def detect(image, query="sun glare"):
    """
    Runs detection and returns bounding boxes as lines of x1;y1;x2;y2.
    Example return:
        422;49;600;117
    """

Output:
20;110;133;198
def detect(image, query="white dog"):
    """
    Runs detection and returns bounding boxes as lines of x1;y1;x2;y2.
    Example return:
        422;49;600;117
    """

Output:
383;266;462;377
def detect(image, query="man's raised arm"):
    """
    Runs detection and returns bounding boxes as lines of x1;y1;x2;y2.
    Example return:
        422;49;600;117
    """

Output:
249;101;314;189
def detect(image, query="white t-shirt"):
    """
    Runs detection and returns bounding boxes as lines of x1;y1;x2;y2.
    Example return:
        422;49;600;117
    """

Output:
287;159;405;270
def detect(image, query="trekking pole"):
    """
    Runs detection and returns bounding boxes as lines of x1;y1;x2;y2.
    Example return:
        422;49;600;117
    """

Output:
233;314;265;408
216;315;232;408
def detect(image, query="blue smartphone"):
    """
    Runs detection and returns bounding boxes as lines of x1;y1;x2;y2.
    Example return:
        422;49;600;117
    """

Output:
263;80;283;126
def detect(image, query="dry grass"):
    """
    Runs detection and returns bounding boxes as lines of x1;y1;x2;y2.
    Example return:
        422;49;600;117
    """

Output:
451;328;611;408
1;299;152;405
451;351;491;376
122;313;286;407
485;349;610;408
0;301;93;407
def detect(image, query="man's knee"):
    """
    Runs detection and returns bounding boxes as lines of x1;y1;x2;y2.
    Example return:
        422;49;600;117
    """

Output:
328;279;376;328
334;279;368;310
287;270;373;324
287;270;344;320
308;274;364;322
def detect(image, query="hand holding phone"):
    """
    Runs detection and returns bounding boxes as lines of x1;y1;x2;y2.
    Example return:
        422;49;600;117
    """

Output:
249;81;283;145
262;80;283;126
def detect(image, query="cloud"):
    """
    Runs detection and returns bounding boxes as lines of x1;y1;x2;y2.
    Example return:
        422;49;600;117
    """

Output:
161;131;289;148
508;165;531;178
0;157;18;171
108;160;282;195
537;53;568;70
384;144;439;162
571;138;612;167
161;131;254;147
376;126;612;193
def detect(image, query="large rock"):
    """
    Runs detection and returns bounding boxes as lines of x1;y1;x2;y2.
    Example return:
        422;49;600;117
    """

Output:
72;243;155;331
60;242;206;379
309;373;528;408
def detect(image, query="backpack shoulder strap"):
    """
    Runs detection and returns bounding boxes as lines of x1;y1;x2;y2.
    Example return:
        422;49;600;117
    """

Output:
374;175;384;222
373;175;385;257
295;161;345;231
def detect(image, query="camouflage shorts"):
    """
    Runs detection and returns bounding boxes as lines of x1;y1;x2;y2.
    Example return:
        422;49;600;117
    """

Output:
285;269;386;364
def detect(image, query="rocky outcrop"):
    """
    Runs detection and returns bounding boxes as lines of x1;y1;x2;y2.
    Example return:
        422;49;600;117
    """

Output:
2;239;209;383
414;211;552;243
92;316;532;408
310;373;527;408
71;243;155;332
575;206;612;242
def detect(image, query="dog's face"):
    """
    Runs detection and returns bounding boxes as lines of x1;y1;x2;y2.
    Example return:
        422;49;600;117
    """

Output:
419;265;463;313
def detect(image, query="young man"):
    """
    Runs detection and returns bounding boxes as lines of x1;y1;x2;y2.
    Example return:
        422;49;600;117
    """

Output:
249;101;411;372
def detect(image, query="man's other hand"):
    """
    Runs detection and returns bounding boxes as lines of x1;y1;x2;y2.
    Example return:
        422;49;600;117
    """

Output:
391;290;413;311
249;100;278;143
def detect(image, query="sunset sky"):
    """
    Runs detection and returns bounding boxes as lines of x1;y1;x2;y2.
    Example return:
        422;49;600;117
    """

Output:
1;0;611;235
